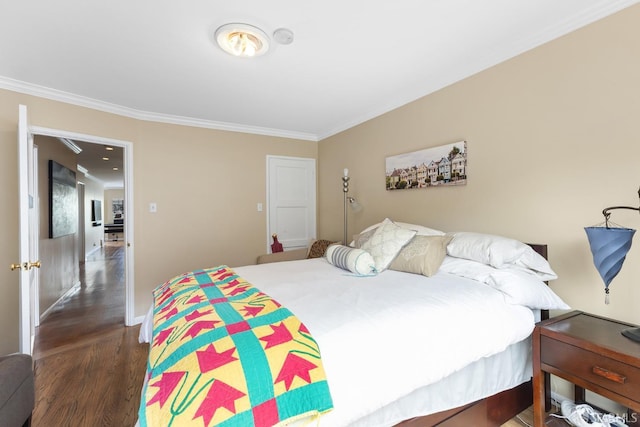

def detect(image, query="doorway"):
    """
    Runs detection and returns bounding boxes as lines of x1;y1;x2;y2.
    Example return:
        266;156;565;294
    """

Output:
26;125;134;328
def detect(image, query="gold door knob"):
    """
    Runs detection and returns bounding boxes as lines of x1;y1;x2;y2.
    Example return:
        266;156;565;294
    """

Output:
28;261;41;270
10;263;22;271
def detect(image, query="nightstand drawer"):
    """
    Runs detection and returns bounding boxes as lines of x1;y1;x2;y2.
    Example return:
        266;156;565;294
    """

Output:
541;336;640;402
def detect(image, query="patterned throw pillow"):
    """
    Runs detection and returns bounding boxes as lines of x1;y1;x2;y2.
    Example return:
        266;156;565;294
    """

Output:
360;218;417;272
325;245;376;275
390;235;453;276
353;228;377;248
307;239;338;259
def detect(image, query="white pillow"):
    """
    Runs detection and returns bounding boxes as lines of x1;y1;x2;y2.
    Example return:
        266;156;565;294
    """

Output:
511;250;558;280
357;221;445;237
446;232;524;267
360;218;417;272
486;269;569;310
439;256;568;310
325;244;376;276
446;232;557;279
439;256;495;281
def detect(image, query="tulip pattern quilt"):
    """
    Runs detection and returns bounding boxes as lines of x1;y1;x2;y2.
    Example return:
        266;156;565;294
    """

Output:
138;266;333;427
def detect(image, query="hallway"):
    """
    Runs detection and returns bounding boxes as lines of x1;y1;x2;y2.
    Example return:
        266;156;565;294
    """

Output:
34;241;125;358
32;241;147;426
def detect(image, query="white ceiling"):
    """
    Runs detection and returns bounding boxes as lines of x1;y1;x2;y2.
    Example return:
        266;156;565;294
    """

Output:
1;0;637;143
74;140;124;188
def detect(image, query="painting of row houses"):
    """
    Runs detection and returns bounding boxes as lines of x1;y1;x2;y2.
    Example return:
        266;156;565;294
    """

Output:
385;141;467;190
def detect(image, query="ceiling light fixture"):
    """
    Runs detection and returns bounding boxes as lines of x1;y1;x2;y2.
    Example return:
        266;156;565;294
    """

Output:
215;23;269;58
58;138;82;154
102;157;109;161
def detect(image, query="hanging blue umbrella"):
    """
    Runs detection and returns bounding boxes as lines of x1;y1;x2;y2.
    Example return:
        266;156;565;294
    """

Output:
584;226;635;304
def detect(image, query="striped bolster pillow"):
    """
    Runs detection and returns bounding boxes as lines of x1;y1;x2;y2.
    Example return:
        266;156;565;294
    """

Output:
325;244;377;276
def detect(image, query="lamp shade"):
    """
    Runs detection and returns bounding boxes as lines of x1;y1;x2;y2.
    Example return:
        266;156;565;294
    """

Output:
584;226;635;303
348;197;362;212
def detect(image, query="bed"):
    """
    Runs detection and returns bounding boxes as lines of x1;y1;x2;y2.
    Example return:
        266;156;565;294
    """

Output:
137;219;569;427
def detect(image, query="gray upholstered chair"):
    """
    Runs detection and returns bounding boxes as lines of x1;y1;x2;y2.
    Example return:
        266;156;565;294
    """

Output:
0;353;34;427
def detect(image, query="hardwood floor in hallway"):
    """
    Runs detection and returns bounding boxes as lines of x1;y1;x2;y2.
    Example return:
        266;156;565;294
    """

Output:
32;241;148;426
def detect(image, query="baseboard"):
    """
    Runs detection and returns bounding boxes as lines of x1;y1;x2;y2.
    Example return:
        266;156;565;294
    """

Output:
85;245;101;260
39;280;81;322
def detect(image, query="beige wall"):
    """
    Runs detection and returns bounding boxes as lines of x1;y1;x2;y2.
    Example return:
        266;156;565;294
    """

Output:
0;92;316;355
131;120;316;316
318;4;640;330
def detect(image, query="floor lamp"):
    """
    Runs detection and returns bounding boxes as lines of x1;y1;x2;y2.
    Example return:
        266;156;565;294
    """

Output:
342;169;362;245
342;169;350;245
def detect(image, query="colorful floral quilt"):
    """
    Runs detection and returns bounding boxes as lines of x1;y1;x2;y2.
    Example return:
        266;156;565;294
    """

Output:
138;265;333;427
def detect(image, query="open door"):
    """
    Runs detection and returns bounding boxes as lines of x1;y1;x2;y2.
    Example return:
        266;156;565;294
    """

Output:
16;104;40;355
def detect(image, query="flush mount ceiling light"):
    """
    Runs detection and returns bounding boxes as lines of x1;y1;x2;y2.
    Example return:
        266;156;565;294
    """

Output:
215;23;270;58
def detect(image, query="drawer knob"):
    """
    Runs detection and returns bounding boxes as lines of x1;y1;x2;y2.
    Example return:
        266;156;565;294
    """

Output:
592;366;626;384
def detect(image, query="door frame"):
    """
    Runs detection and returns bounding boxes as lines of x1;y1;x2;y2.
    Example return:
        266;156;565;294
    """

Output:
30;144;40;331
77;182;86;264
28;125;136;326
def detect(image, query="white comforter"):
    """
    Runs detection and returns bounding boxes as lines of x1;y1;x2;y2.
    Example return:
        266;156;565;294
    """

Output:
228;258;536;426
139;257;536;426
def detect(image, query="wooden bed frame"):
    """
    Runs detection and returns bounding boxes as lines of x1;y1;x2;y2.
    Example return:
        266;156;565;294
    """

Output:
395;243;550;427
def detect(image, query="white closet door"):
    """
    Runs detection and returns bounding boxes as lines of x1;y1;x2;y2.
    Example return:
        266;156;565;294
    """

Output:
267;156;316;252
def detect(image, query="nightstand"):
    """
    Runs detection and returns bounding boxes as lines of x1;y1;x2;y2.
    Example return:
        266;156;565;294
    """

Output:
533;311;640;427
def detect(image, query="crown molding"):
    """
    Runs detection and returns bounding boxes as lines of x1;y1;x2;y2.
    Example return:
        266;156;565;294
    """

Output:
0;76;319;142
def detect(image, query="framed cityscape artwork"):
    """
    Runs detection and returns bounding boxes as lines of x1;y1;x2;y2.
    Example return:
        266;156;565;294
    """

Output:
385;140;467;190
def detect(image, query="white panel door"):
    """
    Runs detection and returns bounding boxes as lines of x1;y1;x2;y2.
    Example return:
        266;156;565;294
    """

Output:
17;104;40;355
267;156;316;251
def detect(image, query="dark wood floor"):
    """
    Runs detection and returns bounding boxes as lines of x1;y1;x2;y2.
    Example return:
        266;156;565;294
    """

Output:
31;241;534;427
32;241;148;426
